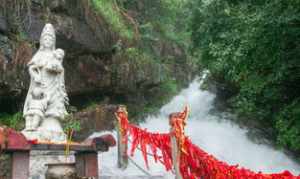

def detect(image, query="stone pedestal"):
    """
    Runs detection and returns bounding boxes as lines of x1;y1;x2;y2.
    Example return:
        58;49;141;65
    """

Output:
75;152;99;178
45;163;76;179
11;151;30;179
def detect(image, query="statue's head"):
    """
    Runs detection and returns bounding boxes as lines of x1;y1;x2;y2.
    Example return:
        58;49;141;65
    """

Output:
54;49;65;61
40;23;56;51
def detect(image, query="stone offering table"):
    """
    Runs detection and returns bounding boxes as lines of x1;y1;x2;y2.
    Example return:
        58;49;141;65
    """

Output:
0;127;116;179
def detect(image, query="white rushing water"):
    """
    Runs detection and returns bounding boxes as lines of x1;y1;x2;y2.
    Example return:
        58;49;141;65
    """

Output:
99;75;300;178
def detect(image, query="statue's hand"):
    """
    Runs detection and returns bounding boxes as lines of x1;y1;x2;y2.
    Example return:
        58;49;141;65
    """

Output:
29;65;41;82
46;62;62;73
52;63;63;73
53;64;58;71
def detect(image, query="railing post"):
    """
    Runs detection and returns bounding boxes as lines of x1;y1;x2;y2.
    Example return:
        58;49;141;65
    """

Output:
170;127;183;179
116;105;128;169
117;123;128;169
169;106;189;179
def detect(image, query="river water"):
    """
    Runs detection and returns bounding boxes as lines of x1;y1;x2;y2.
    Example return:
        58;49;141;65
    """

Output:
99;76;300;178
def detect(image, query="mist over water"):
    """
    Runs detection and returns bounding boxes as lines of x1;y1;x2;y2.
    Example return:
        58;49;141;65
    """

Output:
100;76;300;177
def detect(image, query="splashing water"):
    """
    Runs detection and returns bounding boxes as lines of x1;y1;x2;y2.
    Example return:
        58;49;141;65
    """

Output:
99;76;300;178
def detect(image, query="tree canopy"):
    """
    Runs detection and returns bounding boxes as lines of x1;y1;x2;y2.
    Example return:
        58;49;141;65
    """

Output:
190;0;300;151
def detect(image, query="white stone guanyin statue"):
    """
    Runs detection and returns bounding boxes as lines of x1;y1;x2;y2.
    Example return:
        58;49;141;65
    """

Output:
22;23;68;142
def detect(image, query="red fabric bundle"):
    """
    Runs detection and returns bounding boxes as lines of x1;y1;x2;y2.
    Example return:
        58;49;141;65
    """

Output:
169;106;189;154
115;108;300;179
128;124;173;171
180;137;300;179
115;109;173;171
115;110;129;145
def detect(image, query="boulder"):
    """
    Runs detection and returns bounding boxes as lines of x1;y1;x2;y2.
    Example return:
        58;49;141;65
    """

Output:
73;104;117;141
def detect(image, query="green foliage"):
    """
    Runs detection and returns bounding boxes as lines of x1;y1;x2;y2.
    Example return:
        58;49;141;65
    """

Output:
276;99;300;150
16;30;27;41
63;114;81;132
63;106;81;132
119;0;191;48
85;102;99;110
160;0;192;45
190;0;300;150
140;79;178;118
124;47;158;64
160;79;178;96
124;47;140;59
0;112;23;130
92;0;134;39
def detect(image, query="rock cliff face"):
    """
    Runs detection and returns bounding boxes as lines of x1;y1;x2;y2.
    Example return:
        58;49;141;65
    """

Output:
0;1;192;177
0;0;191;115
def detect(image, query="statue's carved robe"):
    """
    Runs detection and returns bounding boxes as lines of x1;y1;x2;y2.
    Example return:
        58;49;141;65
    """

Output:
23;51;68;121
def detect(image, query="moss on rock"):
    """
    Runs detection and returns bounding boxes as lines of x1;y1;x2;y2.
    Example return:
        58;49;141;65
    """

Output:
91;0;134;40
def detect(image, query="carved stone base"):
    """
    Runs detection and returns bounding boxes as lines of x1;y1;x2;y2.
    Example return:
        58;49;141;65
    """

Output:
22;130;67;142
22;118;66;142
45;163;77;179
21;130;39;140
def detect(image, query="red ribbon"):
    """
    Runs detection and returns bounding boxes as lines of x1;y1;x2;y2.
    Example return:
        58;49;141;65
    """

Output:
129;124;173;170
179;138;300;179
115;108;300;179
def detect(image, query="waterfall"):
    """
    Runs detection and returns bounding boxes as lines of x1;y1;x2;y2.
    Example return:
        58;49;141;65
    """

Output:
100;76;300;178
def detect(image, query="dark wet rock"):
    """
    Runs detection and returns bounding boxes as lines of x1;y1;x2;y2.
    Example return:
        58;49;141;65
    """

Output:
0;0;191;118
47;0;67;12
0;35;12;60
0;13;8;34
205;74;239;111
72;104;117;141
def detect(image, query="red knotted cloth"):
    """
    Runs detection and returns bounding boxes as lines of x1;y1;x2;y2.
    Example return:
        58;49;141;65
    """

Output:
116;106;300;179
169;106;189;155
180;138;300;179
128;106;189;171
115;106;129;145
115;107;173;171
